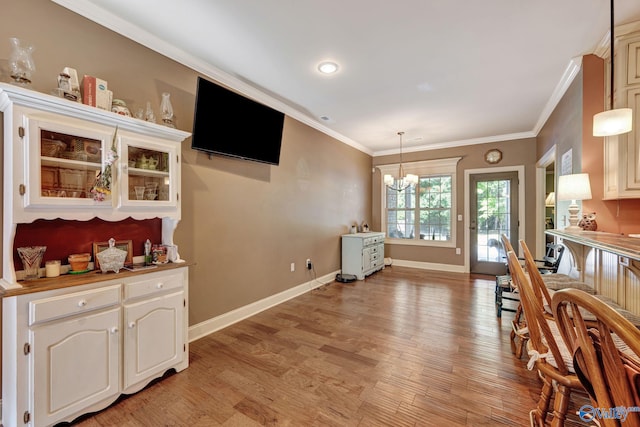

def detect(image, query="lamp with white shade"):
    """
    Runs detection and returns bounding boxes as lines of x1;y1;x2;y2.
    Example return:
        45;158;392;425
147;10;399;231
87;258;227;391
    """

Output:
545;191;555;207
557;173;592;231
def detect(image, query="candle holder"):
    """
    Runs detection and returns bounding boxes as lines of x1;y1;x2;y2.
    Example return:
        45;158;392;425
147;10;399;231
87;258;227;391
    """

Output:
17;246;46;280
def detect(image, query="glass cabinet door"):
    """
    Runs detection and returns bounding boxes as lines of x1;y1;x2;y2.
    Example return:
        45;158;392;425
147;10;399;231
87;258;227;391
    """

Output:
26;117;111;208
121;136;176;207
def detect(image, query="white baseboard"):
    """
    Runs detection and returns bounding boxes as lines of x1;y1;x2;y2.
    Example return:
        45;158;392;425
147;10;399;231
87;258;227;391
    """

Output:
187;260;464;343
188;270;339;342
387;259;466;273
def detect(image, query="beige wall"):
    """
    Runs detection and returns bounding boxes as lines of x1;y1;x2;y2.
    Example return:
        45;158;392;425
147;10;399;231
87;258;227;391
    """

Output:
0;0;372;327
372;138;538;266
537;67;583;172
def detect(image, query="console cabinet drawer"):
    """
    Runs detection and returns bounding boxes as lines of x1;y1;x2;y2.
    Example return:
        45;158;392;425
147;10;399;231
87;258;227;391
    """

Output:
29;284;121;326
124;271;183;301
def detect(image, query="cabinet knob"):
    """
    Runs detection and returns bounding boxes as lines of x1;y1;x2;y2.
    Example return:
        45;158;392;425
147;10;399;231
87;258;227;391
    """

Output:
156;283;164;289
128;322;136;329
110;327;119;334
78;300;87;307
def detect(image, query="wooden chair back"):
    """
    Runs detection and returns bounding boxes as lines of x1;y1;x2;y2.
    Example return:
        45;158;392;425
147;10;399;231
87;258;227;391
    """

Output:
520;240;554;314
552;288;640;427
507;251;572;376
501;234;515;253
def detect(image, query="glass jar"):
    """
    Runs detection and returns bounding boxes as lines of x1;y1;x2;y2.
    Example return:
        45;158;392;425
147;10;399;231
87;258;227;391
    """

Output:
160;92;175;128
8;37;36;86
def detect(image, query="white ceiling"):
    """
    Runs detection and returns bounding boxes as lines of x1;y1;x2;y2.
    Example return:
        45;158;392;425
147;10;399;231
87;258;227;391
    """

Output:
54;0;640;155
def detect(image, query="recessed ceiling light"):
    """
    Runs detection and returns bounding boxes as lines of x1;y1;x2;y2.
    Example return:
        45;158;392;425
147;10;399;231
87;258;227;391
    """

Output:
317;61;339;74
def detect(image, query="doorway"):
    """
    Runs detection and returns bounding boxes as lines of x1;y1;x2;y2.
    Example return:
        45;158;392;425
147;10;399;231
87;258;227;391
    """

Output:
469;172;519;275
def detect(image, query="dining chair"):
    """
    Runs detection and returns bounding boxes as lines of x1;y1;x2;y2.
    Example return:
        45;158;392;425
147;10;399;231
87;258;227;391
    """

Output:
500;234;528;358
534;242;565;275
552;288;640;427
507;250;584;427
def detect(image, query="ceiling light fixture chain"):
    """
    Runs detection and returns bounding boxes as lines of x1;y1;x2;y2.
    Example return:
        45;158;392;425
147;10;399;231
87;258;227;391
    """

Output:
383;131;419;192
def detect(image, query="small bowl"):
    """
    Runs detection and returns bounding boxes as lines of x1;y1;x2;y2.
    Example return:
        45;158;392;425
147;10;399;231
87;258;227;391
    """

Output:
68;253;91;271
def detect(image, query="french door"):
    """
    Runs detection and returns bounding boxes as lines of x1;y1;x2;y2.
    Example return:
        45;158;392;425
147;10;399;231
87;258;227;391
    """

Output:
470;172;519;275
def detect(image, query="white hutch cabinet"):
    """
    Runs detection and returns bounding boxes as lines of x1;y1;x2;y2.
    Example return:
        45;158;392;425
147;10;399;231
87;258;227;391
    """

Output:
0;83;191;427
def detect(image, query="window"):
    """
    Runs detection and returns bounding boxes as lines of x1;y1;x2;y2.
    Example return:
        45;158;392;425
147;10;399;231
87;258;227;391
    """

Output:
378;158;460;247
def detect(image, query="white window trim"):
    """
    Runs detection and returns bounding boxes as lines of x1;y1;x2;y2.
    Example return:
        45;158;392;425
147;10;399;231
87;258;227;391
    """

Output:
378;157;462;248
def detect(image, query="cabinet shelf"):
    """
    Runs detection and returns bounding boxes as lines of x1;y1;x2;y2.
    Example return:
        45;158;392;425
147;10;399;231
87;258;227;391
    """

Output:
127;167;169;178
41;156;102;170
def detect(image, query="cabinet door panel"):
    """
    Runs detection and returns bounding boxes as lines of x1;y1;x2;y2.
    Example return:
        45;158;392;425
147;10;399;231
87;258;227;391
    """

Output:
119;133;178;209
25;114;111;209
123;291;184;390
33;307;120;426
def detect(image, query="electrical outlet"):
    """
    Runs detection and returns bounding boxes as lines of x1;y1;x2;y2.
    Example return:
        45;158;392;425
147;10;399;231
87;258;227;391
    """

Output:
290;262;295;272
306;259;312;270
455;248;461;255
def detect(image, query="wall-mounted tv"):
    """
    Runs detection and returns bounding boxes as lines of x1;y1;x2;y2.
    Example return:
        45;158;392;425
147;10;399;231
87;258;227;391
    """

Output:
191;77;285;165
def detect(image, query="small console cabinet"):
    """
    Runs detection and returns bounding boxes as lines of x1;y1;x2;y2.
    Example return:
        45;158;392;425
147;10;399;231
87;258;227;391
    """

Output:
341;232;385;280
0;83;191;427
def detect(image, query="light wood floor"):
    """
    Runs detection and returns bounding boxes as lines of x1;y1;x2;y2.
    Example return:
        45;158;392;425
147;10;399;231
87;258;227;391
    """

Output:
71;266;590;426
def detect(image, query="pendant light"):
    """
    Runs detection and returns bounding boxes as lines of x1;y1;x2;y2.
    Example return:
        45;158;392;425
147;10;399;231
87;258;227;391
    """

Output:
593;0;633;137
383;132;419;191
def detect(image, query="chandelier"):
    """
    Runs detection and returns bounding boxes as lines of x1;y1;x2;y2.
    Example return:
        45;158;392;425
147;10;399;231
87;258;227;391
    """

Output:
593;0;633;136
383;132;419;191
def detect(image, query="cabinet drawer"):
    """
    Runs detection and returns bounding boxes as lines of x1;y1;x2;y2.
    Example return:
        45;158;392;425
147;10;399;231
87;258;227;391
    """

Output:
124;271;183;300
29;284;121;325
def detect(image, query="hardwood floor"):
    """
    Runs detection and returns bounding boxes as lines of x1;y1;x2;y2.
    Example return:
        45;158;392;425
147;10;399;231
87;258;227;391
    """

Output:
71;266;590;426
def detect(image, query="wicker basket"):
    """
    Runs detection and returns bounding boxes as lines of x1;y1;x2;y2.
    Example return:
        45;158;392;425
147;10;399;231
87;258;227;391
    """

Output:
41;140;67;157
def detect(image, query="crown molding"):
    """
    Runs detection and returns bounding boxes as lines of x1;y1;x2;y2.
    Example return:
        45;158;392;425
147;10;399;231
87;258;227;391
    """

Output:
373;131;535;157
51;0;373;156
50;1;595;158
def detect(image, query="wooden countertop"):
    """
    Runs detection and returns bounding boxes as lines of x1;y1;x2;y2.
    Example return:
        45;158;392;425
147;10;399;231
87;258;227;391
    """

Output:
0;262;192;298
546;229;640;261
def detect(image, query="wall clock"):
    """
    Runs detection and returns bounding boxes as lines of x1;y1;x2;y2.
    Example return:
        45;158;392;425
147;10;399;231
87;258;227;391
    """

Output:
484;149;502;164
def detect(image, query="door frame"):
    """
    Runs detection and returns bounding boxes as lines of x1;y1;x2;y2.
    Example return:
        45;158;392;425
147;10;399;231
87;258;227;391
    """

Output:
464;165;525;273
536;145;557;259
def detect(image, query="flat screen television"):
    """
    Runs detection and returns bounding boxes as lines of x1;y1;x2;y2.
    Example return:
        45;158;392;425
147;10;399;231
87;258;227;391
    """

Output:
191;77;285;165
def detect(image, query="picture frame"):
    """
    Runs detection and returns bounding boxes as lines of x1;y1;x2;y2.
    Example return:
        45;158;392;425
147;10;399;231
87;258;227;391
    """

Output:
92;239;133;270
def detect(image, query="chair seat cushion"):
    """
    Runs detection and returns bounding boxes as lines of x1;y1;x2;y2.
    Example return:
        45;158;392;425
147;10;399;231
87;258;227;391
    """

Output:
527;319;575;373
544;277;596;294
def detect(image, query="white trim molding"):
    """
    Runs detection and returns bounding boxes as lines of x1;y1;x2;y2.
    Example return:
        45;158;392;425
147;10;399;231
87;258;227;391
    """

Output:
536;145;557;259
188;270;338;342
378;157;462;249
388;259;465;273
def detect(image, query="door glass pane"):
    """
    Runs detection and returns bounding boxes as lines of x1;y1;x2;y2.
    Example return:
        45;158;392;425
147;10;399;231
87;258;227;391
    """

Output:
476;179;511;262
40;129;102;199
127;146;170;201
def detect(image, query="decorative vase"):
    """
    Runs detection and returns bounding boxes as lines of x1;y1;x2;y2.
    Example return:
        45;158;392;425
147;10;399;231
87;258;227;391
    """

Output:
8;37;36;86
17;246;46;280
160;92;175;128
